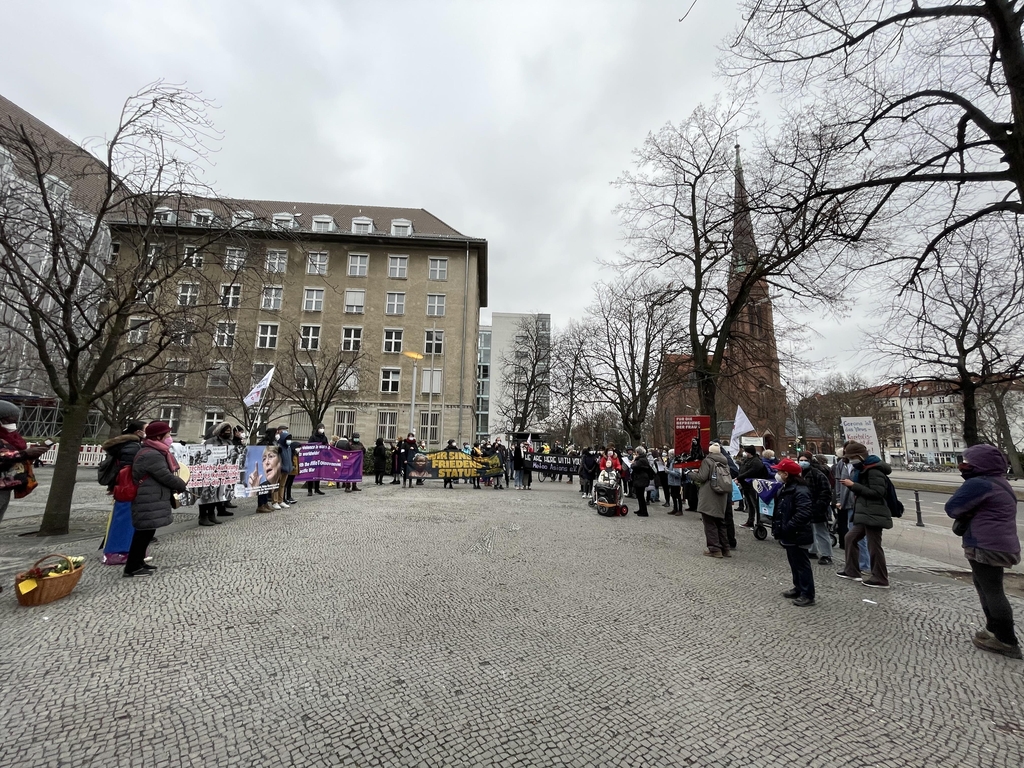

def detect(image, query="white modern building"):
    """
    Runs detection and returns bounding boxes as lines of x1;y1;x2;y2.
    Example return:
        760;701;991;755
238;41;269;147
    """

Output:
476;312;550;441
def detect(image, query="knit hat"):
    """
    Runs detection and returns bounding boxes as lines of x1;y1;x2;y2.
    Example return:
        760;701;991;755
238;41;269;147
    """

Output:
772;458;802;476
741;444;758;456
708;443;722;454
0;400;21;423
844;441;868;460
145;421;172;440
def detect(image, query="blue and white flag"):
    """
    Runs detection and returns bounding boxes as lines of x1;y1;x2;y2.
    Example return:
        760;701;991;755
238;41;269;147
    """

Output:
243;366;275;407
751;478;783;503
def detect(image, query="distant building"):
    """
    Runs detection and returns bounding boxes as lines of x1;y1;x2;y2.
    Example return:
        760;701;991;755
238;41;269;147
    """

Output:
477;312;551;440
864;382;966;467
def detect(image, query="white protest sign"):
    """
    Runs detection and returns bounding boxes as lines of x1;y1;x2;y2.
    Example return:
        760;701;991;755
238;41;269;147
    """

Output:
840;417;880;456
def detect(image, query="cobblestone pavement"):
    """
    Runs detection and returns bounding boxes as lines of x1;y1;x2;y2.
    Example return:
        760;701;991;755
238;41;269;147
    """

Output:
1;480;1023;767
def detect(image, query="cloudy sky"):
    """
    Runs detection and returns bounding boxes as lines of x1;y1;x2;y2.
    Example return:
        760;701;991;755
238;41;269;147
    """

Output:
3;2;742;310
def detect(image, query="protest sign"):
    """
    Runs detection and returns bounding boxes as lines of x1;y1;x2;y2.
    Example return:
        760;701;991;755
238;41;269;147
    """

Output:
674;415;711;469
236;446;284;498
294;444;364;483
530;454;581;474
840;417;880;456
410;450;504;480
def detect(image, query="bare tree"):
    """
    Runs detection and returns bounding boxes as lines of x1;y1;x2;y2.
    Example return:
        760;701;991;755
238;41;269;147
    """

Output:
496;315;551;434
547;320;593;444
978;382;1024;476
0;82;256;535
878;216;1024;447
729;0;1024;278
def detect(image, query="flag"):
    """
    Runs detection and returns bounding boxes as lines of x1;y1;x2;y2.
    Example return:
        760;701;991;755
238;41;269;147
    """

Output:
243;366;275;407
751;478;783;503
729;406;756;456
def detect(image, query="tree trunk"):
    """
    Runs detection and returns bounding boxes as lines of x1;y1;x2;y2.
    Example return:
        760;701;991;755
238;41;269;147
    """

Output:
38;402;93;536
696;370;718;435
991;388;1024;477
961;384;980;447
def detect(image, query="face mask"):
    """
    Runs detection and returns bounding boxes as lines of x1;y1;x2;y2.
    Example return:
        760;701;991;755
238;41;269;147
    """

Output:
1;423;16;431
163;435;174;446
798;460;810;470
286;440;293;446
851;459;863;468
318;429;325;434
775;472;785;482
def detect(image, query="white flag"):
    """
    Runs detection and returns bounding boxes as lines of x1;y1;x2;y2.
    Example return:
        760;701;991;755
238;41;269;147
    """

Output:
243;366;275;407
729;406;755;456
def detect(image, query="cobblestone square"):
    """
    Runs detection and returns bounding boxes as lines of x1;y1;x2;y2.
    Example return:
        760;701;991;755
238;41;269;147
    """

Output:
1;481;1022;767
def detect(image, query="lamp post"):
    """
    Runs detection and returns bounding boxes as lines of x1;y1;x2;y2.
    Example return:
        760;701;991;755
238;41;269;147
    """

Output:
403;351;424;436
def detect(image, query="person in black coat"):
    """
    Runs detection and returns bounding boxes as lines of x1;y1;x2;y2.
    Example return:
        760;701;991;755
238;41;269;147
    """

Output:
629;447;655;517
372;437;389;485
736;445;770;528
800;451;835;564
773;458;816;607
306;423;329;495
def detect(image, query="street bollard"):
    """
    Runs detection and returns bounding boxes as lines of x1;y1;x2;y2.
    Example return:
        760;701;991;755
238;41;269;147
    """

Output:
915;490;925;527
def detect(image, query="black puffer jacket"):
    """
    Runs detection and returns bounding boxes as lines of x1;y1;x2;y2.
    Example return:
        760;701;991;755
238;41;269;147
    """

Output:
803;464;833;524
630;455;655;491
131;443;187;530
101;434;142;490
773;481;813;546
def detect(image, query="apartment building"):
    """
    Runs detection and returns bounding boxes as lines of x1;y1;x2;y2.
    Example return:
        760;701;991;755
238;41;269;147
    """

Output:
870;382;965;466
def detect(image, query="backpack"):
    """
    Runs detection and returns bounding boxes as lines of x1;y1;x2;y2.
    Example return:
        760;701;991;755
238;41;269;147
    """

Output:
866;466;904;518
710;462;732;495
97;453;119;487
113;465;145;502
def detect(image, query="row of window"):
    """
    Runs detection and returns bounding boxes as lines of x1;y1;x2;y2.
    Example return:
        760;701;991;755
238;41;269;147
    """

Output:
178;360;444;395
911;438;960;449
907;410;951;420
154;209;414;238
909;424;952;434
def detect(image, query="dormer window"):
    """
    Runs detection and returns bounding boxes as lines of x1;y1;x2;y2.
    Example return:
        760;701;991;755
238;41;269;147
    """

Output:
192;209;215;226
312;215;336;233
351;216;373;234
391;219;412;236
0;146;13;178
273;213;296;230
153;207;176;225
231;210;257;228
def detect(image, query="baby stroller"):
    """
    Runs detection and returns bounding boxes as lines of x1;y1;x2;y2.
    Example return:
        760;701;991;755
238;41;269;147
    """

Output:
593;472;628;517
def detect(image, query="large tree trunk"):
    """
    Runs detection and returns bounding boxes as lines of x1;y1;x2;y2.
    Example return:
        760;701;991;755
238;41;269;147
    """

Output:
696;370;718;436
992;388;1024;477
38;402;92;536
961;383;980;447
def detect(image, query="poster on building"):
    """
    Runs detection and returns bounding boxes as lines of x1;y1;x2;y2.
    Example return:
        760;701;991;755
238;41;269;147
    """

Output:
674;415;711;469
294;444;364;483
840;417;880;457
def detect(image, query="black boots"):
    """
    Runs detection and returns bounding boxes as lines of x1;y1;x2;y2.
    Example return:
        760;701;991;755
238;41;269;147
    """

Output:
198;509;215;527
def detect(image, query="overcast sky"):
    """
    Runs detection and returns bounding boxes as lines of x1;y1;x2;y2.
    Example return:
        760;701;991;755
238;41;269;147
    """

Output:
4;1;860;374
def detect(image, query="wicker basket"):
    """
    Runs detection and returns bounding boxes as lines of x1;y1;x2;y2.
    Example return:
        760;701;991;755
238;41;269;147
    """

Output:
15;553;85;607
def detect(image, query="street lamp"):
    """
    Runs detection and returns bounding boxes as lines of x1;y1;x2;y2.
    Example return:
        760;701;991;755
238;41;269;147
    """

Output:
402;351;424;436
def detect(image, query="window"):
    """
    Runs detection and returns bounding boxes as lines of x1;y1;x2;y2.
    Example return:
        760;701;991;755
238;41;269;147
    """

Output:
214;321;237;348
388;255;408;278
429;258;448;281
383;329;404;353
425;330;444;355
352;216;373;234
159;406;181;434
419;411;439;445
295;365;316;391
345;290;365;313
153;207;175;225
917;398;923;406
224;248;246;271
261;286;283;311
913;439;919;448
381;368;401;393
420;369;443;395
908;411;915;420
108;241;120;264
334;409;356;437
257;323;279;349
427;294;446;316
300;325;321;351
252;363;274;384
919;411;924;419
931;425;938;433
165;360;188;388
272;213;295;229
231;211;256;228
928;410;935;419
220;284;242;308
127;317;149;344
391;219;412;236
265;250;288;273
177;283;199;307
910;425;917;434
208;362;230;388
954;440;962;448
182;246;203;268
933;439;939;448
192;210;214;226
204;410;226;436
342;327;362;352
939;409;946;418
940;424;948;433
377;410;398;441
135;283;156;304
938;396;946;404
169;323;195;347
943;439;950;448
312;216;335;233
303;288;324;312
307;251;328;275
348;254;368;276
386;292;405;315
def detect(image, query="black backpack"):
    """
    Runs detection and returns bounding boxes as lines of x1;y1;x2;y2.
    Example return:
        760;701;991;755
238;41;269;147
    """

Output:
96;452;119;487
867;467;904;518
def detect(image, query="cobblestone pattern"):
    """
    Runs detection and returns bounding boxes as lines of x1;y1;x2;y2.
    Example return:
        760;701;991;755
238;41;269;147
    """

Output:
1;483;1022;767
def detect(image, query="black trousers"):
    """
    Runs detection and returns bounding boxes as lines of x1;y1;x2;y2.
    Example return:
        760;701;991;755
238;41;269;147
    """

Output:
658;472;670;502
125;528;155;573
634;485;649;516
743;485;760;526
285;475;295;498
374;471;384;484
669;485;681;511
970;560;1019;646
724;506;737;548
684;484;698;510
785;545;815;599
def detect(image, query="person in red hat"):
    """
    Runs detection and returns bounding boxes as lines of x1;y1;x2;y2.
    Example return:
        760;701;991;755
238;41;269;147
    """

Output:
772;458;816;607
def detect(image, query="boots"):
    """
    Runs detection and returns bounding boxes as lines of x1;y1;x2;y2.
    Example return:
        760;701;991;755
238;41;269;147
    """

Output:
198;508;215;527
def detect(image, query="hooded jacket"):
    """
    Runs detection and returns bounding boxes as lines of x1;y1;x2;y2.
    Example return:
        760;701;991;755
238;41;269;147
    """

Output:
278;430;294;474
204;422;233;447
131;440;187;529
945;445;1020;560
848;456;893;529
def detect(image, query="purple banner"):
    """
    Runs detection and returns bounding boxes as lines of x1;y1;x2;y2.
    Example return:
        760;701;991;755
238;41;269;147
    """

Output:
294;444;364;483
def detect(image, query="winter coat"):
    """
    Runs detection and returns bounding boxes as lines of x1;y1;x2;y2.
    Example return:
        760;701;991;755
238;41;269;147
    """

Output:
803;464;833;524
630;455;655;491
581;453;599;480
695;453;730;518
834;459;856;509
849;457;893;529
131;442;187;530
773;481;814;547
736;454;769;484
513;445;526;470
309;430;329;445
945;444;1021;560
372;442;388;473
101;434;142;490
204;422;232;447
278;431;295;474
667;468;683;487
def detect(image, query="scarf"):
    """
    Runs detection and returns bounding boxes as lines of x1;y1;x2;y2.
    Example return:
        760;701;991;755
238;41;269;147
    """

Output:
0;426;27;452
143;438;180;472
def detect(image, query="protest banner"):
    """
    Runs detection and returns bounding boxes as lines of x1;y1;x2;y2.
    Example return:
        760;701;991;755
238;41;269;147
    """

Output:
176;444;243;506
530;454;581;474
294;444;364;483
410;450;504;480
674;415;711;469
840;417;880;457
235;445;285;498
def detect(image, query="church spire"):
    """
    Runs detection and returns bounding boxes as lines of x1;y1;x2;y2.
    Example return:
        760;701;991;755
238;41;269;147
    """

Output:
731;143;757;279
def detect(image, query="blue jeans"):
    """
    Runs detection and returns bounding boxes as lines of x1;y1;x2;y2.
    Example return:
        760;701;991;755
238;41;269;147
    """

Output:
514;469;523;487
847;509;870;571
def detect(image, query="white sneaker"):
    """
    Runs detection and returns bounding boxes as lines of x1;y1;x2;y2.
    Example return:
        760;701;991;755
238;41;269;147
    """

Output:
272;503;282;510
280;502;290;508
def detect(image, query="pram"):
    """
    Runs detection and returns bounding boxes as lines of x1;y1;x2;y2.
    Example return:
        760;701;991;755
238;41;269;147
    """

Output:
593;472;628;517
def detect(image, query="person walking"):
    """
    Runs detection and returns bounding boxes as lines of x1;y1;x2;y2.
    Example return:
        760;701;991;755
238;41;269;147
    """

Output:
372;437;389;485
124;421;187;577
800;451;835;565
945;444;1021;659
772;458;816;607
697;444;732;557
306;424;329;496
836;441;892;589
630;447;655;517
736;445;769;528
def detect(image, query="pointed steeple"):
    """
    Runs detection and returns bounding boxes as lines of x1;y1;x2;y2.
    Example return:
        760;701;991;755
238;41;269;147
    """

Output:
730;144;758;281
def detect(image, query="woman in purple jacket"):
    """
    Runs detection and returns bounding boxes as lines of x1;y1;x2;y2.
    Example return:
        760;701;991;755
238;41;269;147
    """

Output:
945;444;1021;659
